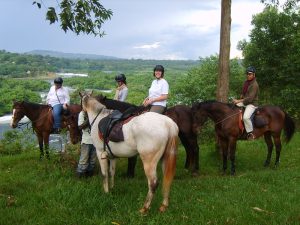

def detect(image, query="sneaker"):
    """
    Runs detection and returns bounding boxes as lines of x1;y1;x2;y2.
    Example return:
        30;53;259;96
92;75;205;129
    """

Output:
52;128;61;134
247;132;255;140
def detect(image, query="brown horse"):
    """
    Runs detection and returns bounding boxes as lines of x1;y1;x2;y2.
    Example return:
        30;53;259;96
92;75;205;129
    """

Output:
10;101;81;159
96;95;199;176
191;100;295;175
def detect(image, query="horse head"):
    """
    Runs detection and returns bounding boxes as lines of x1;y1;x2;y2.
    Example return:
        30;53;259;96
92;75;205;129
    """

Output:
191;102;209;133
10;101;26;128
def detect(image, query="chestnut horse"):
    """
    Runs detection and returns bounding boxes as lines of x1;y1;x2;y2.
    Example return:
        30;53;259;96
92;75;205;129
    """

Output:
10;101;81;159
96;95;200;176
191;100;295;175
81;93;178;213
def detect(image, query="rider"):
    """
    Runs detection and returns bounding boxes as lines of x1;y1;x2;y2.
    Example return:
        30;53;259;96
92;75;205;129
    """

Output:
46;77;70;134
233;66;259;140
114;73;128;102
143;65;169;114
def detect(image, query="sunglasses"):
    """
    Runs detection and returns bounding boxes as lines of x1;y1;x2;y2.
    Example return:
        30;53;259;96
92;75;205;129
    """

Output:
246;72;254;76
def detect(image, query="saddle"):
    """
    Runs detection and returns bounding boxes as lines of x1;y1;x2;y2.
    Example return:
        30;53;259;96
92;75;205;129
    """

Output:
238;107;269;134
97;108;136;143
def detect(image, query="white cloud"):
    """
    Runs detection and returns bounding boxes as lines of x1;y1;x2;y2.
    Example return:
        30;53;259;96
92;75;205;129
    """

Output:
133;42;161;49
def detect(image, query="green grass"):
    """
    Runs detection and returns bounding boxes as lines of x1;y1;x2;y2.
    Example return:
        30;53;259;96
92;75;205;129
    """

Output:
0;133;300;225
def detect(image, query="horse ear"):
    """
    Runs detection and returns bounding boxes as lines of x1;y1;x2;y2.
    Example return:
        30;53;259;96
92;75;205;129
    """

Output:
79;92;83;98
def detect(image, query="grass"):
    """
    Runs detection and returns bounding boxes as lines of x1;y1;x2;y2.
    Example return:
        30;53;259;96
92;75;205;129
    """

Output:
0;133;300;225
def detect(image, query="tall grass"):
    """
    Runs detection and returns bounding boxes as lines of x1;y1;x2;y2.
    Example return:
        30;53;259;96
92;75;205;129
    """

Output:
0;133;299;225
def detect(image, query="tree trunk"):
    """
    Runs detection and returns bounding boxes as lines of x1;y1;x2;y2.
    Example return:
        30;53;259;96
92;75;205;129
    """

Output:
217;0;231;103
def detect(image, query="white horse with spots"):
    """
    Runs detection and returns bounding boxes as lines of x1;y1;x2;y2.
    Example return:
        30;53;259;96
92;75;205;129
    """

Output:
81;93;179;213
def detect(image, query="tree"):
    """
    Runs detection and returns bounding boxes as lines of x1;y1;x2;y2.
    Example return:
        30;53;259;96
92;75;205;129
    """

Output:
216;0;231;103
33;0;113;37
239;2;300;119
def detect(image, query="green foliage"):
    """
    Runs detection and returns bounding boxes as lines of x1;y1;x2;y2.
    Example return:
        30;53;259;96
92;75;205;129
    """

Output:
0;130;37;155
239;4;300;120
172;55;244;105
33;0;113;36
0;78;48;115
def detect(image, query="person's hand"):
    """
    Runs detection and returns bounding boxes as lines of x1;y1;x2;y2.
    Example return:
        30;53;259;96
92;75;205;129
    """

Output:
143;98;152;107
232;99;239;104
63;103;68;110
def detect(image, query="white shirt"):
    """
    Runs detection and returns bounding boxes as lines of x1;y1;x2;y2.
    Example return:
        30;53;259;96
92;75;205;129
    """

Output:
78;111;93;145
149;78;169;107
46;86;70;106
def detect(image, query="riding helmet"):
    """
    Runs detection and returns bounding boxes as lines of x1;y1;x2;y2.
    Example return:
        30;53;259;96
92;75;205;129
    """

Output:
54;77;63;84
246;66;256;74
115;73;126;82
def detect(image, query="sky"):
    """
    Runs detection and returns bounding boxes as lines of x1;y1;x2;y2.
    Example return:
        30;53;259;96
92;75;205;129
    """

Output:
0;0;266;60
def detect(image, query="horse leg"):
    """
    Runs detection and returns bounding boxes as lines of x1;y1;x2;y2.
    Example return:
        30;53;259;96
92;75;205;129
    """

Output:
219;137;229;175
228;137;237;175
139;153;159;214
109;158;116;188
263;132;273;167
273;134;282;167
127;156;137;178
37;134;44;159
97;150;109;193
179;133;199;175
44;134;50;160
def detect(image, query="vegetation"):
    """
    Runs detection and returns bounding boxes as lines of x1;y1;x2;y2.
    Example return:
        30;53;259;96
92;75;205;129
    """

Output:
238;2;300;120
0;132;299;224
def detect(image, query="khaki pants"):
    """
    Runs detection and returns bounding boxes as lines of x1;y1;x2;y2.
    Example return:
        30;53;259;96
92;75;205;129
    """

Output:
236;103;257;133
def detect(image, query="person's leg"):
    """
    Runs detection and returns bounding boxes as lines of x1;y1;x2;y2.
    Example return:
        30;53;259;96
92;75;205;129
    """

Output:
52;104;63;129
243;104;256;137
76;144;89;177
86;145;97;176
150;105;166;114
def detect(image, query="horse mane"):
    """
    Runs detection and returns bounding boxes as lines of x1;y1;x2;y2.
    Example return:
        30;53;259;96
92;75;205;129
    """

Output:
95;94;137;109
193;100;236;110
17;101;50;110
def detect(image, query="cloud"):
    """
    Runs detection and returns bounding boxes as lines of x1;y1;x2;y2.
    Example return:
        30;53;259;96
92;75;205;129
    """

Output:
133;42;161;49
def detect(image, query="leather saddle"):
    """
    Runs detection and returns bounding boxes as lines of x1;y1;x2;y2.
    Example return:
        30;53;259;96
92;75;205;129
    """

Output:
238;107;269;133
98;107;137;143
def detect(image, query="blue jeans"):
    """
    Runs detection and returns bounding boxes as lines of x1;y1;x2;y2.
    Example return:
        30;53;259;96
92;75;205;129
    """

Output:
52;104;63;129
77;144;97;174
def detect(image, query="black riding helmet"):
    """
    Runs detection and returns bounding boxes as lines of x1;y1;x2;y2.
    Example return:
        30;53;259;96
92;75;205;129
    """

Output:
54;77;63;84
153;65;165;77
115;73;126;83
246;66;256;74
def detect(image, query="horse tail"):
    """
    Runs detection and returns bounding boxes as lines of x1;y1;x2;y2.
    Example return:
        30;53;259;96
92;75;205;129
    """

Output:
161;125;178;204
283;112;295;143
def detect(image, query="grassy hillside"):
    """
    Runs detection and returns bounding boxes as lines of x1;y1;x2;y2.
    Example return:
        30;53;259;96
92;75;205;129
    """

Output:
0;133;299;225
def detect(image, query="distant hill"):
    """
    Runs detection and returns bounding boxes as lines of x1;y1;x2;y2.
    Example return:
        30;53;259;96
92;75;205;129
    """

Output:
26;50;121;60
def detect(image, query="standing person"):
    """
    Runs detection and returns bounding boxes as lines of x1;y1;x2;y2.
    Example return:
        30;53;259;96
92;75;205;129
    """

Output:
76;110;97;178
114;73;128;101
233;66;259;140
46;77;70;133
114;73;136;178
143;65;169;114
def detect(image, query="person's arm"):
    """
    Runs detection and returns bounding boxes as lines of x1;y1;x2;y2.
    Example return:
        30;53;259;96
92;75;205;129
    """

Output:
243;84;258;105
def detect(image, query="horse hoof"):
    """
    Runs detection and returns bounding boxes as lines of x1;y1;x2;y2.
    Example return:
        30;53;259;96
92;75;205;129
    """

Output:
139;207;148;215
159;204;168;213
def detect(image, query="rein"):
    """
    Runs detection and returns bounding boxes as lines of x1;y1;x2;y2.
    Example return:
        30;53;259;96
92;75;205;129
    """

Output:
89;108;103;128
215;111;240;125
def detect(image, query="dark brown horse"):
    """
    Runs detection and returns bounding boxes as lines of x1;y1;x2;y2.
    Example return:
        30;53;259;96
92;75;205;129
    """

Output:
191;100;295;175
96;95;199;176
10;101;81;159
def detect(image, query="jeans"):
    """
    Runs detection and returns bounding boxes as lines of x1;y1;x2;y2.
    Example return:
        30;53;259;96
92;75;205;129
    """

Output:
52;104;63;129
77;144;97;174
